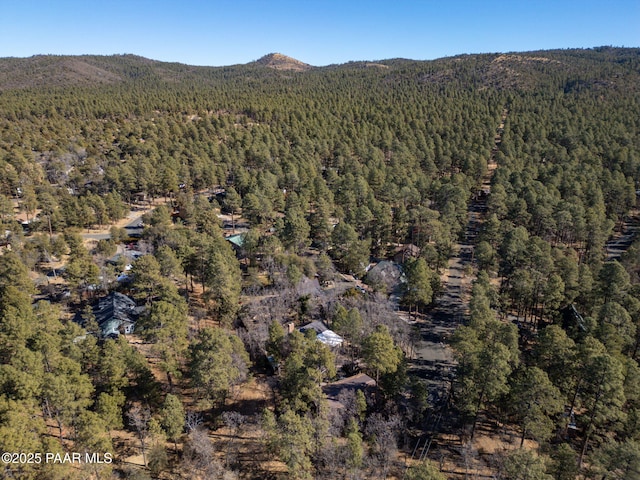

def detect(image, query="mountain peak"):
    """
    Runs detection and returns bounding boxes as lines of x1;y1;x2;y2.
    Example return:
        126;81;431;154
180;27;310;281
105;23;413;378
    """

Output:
253;53;312;71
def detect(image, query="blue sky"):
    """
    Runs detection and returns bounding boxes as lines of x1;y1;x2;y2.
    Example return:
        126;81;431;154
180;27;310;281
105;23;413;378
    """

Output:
0;0;638;66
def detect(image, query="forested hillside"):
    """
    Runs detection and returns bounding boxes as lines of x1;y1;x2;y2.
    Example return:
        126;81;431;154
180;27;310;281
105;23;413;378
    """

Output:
0;47;639;479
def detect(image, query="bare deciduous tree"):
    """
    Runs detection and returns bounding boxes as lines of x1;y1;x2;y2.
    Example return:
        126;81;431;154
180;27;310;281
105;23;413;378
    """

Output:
365;413;402;480
181;428;223;479
185;410;204;433
127;404;151;467
221;411;247;467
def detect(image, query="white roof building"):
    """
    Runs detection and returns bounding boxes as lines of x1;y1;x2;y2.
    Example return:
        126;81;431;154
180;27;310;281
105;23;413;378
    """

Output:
299;321;343;348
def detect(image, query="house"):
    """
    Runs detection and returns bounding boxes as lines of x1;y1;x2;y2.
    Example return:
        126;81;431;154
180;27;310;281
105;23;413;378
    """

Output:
107;250;144;267
132;192;147;204
393;244;421;263
299;320;329;335
365;260;405;293
225;233;245;251
299;321;343;348
322;373;376;409
317;330;344;348
76;292;141;338
95;292;141;337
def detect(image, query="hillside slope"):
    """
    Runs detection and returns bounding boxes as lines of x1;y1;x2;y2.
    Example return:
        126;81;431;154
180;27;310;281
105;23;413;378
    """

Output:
0;47;638;92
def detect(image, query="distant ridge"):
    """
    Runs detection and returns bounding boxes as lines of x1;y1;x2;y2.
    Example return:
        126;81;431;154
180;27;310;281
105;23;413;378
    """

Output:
0;47;638;91
252;53;312;72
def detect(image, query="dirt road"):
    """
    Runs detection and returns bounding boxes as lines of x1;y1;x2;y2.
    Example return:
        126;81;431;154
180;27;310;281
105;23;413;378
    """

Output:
409;108;508;387
404;109;508;466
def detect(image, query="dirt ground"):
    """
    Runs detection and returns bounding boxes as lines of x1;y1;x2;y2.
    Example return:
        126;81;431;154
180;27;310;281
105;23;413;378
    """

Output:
112;370;279;477
432;424;540;478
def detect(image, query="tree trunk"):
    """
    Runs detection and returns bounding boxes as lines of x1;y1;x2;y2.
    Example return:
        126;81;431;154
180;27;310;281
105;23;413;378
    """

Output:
567;377;583;433
56;414;63;441
139;434;147;467
470;387;485;440
579;427;592;468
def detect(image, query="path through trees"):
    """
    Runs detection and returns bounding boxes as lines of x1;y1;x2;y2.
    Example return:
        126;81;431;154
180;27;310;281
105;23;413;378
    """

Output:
406;108;509;471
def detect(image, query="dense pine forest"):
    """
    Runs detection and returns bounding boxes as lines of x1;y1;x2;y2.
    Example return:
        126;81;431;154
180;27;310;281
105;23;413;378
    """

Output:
0;47;639;479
